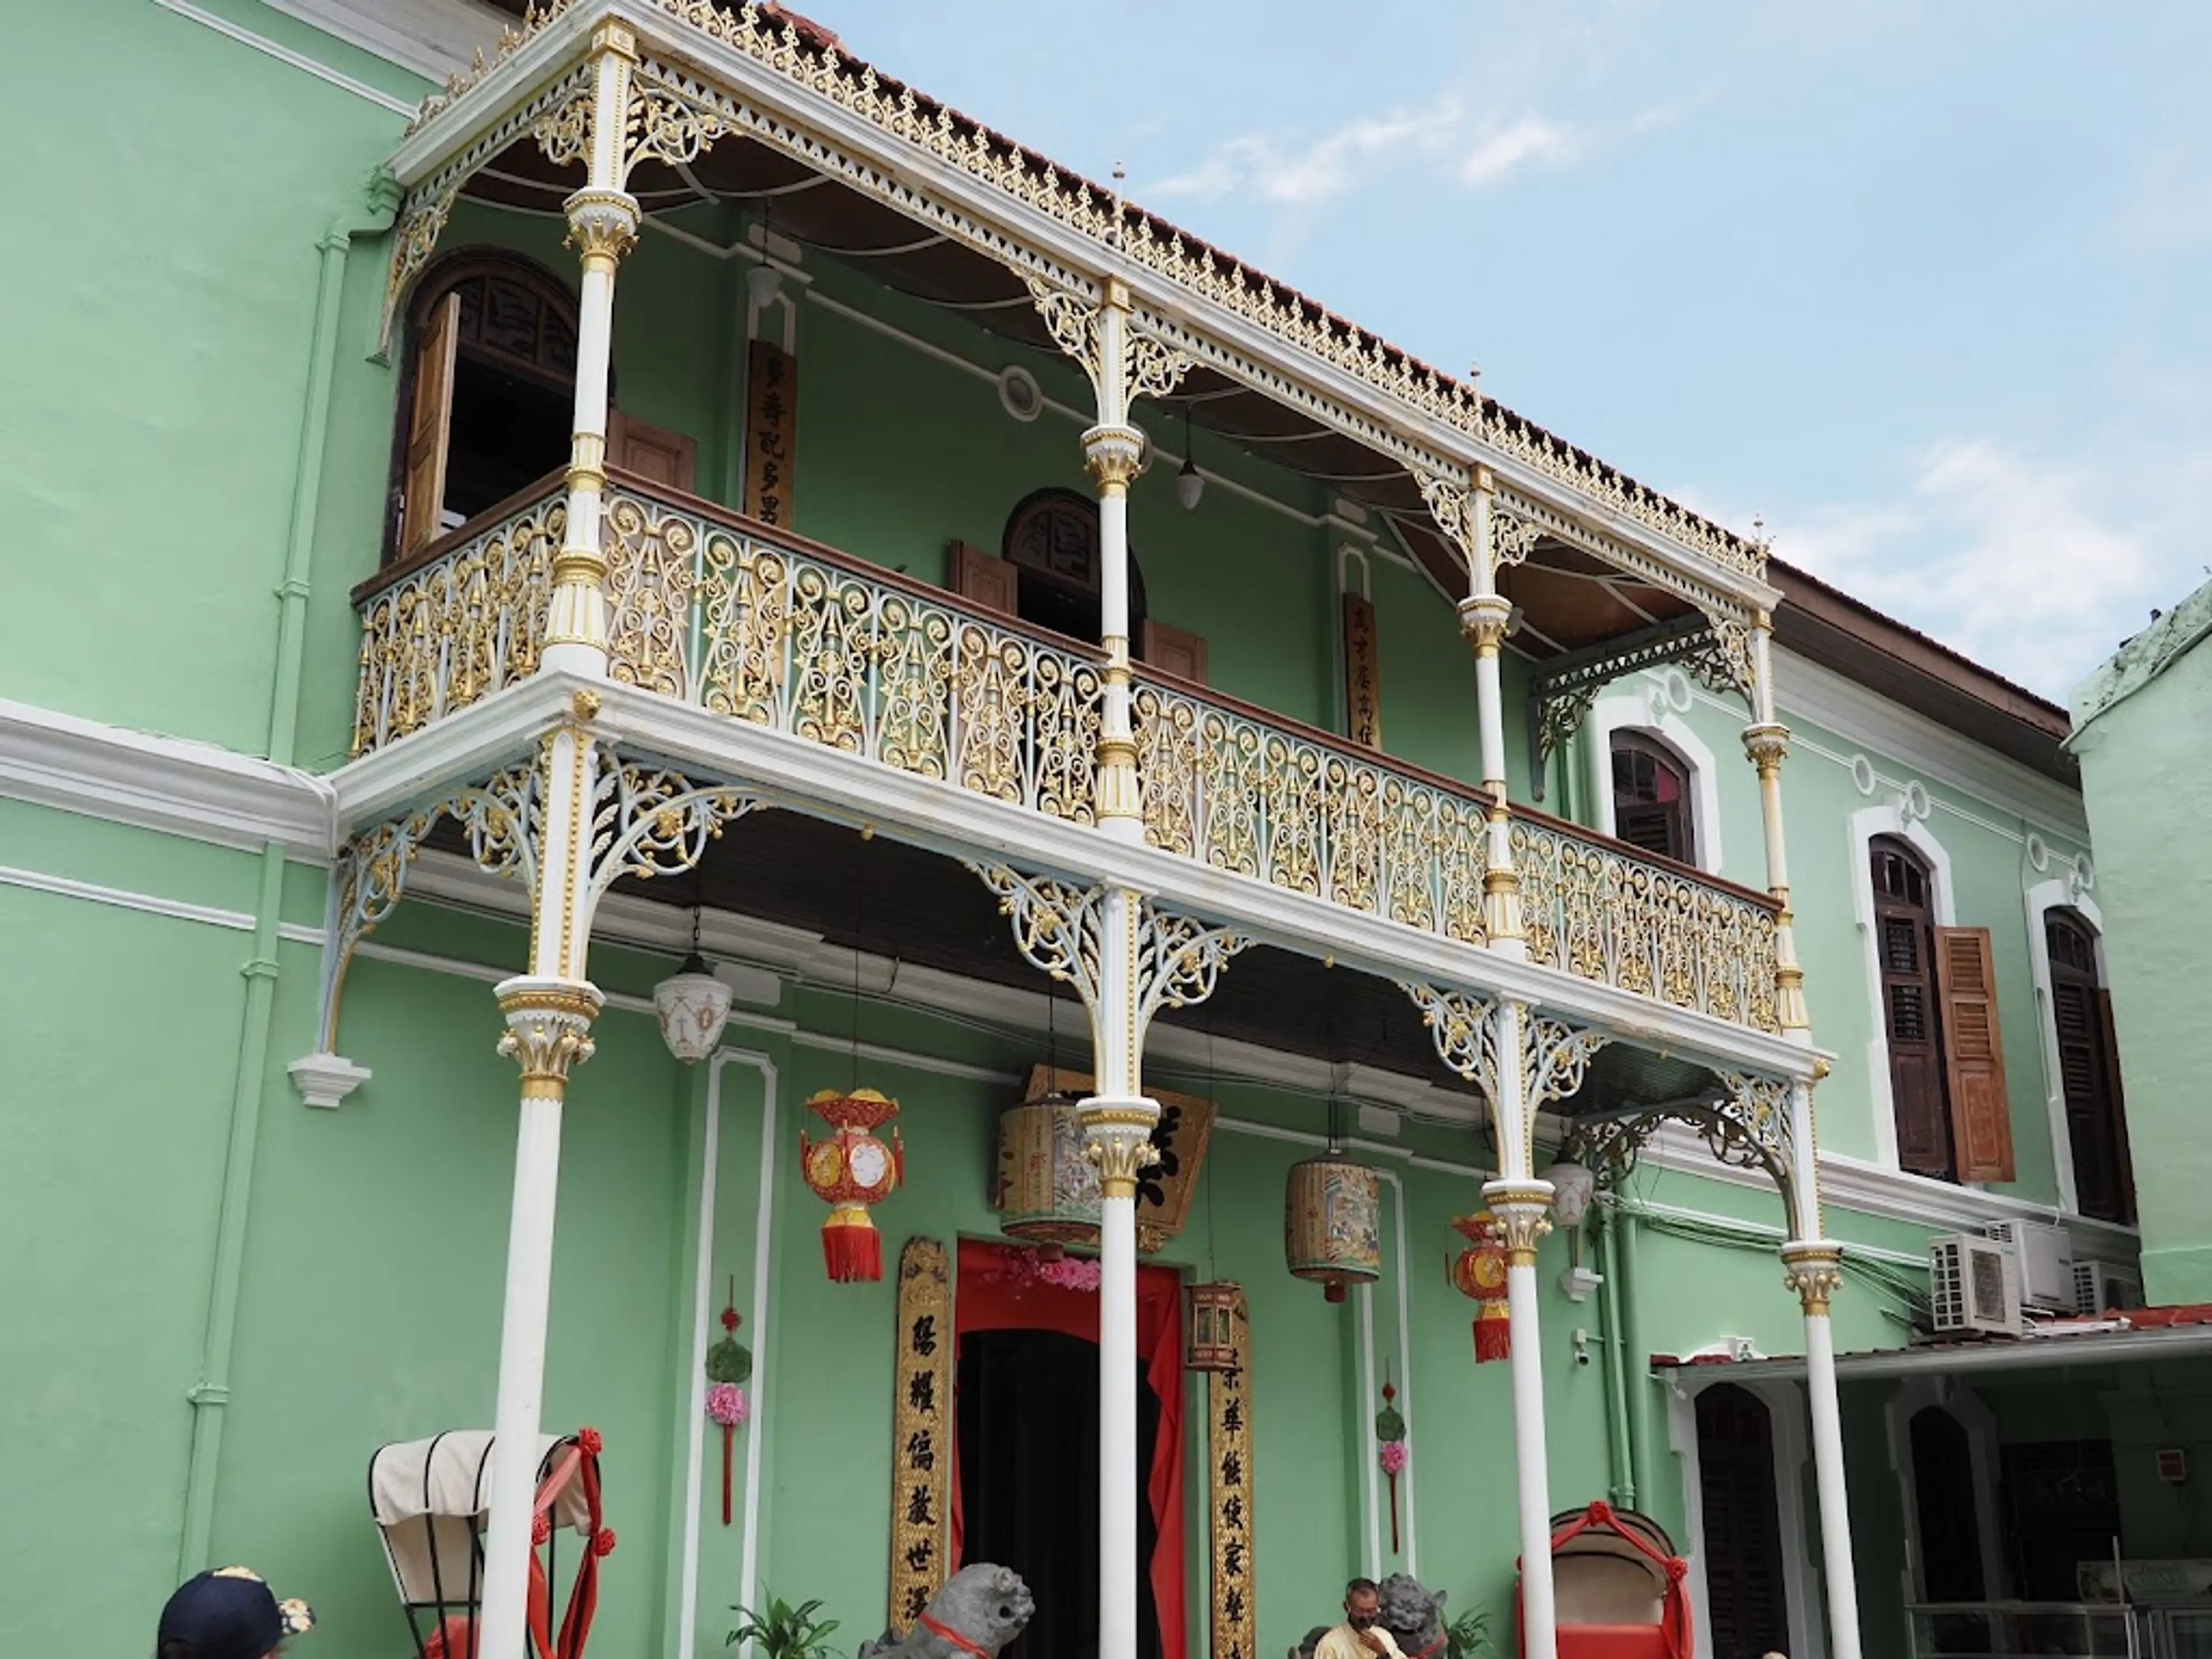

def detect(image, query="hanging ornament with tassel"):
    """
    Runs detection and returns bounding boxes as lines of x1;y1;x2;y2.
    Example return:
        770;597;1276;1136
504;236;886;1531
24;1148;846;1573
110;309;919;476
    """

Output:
704;1278;752;1525
1375;1372;1408;1554
800;1088;904;1282
1449;1211;1512;1363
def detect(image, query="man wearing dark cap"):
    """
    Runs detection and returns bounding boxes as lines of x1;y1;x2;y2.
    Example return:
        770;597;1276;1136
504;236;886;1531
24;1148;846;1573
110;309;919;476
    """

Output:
156;1566;314;1659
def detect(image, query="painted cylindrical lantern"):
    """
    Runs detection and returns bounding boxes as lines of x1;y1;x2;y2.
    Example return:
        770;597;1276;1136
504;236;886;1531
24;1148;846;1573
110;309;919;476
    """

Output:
995;1095;1101;1249
1284;1153;1381;1302
1185;1281;1243;1372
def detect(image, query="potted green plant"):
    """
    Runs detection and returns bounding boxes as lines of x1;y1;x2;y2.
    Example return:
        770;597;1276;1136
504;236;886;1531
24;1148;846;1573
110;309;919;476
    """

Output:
1444;1605;1491;1659
728;1593;843;1659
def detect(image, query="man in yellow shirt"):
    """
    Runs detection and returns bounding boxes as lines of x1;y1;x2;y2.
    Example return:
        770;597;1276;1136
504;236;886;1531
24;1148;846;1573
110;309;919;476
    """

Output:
1312;1579;1403;1659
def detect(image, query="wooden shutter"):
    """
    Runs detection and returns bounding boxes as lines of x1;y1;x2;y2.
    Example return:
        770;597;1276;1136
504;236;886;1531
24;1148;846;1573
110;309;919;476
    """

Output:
2099;990;2138;1224
948;541;1018;616
1934;926;2014;1183
607;408;697;494
1877;904;1950;1178
399;290;460;556
1142;619;1209;686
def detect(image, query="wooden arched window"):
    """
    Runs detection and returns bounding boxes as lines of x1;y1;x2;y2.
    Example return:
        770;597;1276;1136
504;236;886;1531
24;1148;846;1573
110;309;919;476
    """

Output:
1873;836;2015;1184
1610;732;1695;864
1695;1385;1790;1659
389;253;581;562
1872;836;1951;1177
2047;910;2133;1222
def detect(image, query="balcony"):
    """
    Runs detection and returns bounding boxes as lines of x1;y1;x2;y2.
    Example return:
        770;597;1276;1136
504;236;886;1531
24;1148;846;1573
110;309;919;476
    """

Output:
351;472;1781;1035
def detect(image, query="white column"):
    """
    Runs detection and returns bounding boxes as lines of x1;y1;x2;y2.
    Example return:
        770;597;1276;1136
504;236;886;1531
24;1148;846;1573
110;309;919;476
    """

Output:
1484;997;1558;1659
1082;885;1155;1659
1782;1074;1861;1659
1084;283;1146;843
1743;613;1809;1040
1455;468;1524;953
478;715;604;1658
542;31;638;679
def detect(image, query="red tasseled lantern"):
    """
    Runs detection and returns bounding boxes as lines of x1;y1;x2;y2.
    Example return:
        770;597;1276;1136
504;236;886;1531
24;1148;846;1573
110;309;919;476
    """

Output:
800;1089;904;1284
1449;1211;1512;1364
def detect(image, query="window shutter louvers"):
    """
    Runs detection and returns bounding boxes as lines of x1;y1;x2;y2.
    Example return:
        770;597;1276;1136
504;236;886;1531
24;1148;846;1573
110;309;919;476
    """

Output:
399;290;461;556
2097;990;2137;1224
1934;926;2014;1183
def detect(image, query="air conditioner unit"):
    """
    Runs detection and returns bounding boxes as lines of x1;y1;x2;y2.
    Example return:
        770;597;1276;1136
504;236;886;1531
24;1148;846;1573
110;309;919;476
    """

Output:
1930;1234;2024;1337
2073;1260;2145;1316
1985;1219;2075;1312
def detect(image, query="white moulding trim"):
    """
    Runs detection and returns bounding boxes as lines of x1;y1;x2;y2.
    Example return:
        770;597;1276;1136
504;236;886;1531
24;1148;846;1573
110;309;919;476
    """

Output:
0;698;335;859
1584;688;1725;876
1846;801;1955;1174
288;1051;373;1109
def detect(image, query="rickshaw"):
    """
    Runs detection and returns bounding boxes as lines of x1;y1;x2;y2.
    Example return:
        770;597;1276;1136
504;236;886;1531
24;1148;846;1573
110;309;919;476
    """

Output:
368;1426;615;1659
1518;1501;1692;1659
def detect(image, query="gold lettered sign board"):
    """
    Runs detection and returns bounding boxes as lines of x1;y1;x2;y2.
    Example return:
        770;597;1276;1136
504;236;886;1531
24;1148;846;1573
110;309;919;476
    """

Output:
887;1236;952;1633
1343;590;1381;748
1209;1290;1256;1659
1020;1065;1215;1253
744;339;796;528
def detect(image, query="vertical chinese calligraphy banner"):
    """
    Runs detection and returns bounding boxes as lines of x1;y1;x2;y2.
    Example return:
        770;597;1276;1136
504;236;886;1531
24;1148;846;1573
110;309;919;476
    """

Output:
1342;592;1382;749
744;339;797;528
1209;1289;1255;1659
888;1236;952;1633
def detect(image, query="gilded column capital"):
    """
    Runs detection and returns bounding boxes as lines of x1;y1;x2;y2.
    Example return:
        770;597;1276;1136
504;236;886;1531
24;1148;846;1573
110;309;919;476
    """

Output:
495;975;604;1099
564;187;640;264
1483;1180;1554;1268
1081;423;1146;493
1457;592;1514;658
1742;720;1792;775
1081;1095;1161;1199
1781;1241;1844;1316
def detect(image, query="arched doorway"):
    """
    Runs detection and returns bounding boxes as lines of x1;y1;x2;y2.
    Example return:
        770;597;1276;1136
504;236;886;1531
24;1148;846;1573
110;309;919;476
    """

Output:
1912;1405;1991;1652
1000;488;1149;652
1695;1384;1790;1659
2046;910;2133;1223
388;252;581;560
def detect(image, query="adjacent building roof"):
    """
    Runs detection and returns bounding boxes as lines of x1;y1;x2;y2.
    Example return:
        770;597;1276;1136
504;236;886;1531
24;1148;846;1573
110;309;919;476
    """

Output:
1652;1303;2212;1382
2070;571;2212;737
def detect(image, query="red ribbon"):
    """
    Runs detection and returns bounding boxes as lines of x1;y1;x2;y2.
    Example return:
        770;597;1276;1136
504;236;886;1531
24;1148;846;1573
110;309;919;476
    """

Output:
918;1613;994;1657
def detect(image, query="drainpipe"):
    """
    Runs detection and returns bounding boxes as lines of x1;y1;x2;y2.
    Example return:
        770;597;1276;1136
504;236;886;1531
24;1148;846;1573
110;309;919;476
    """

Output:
1612;1206;1651;1510
178;173;399;1575
1596;1207;1637;1510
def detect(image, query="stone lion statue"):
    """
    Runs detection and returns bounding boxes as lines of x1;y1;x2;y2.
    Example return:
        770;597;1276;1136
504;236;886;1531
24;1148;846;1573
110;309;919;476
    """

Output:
860;1565;1035;1659
1292;1574;1448;1659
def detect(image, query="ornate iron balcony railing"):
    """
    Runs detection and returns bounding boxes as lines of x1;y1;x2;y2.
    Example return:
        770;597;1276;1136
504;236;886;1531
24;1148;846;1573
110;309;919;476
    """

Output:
351;472;1779;1032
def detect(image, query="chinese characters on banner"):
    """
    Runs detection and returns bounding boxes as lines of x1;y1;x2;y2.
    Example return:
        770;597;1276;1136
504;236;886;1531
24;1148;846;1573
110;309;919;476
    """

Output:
744;339;797;528
1209;1287;1255;1659
1342;591;1382;749
887;1236;952;1633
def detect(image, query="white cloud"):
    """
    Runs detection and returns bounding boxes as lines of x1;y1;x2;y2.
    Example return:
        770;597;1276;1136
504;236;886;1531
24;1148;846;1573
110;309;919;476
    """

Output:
1776;438;2165;699
1152;99;1463;207
1459;118;1583;190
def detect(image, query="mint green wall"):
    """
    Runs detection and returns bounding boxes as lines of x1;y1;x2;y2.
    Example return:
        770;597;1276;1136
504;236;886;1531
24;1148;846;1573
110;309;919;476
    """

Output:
2073;623;2212;1302
5;0;416;760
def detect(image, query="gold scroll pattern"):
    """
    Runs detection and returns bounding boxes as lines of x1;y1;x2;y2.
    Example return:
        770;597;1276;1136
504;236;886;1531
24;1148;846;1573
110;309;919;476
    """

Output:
1134;681;1486;945
1209;1288;1256;1659
350;490;562;755
1512;819;1781;1032
887;1236;952;1633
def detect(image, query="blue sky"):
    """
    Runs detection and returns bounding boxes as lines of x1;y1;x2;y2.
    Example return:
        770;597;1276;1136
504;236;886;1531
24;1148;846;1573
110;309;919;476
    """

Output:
817;1;2212;703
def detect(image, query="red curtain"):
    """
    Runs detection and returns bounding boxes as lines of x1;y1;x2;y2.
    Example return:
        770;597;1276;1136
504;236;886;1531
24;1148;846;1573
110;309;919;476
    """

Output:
950;1240;1186;1659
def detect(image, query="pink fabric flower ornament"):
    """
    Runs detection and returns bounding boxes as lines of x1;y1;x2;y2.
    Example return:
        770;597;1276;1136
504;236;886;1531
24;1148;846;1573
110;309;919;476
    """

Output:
1038;1256;1103;1292
706;1381;748;1429
1378;1439;1408;1476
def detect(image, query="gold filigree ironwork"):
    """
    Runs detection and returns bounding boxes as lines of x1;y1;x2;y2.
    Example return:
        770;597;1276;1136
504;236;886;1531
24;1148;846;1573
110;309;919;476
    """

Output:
1134;681;1489;945
1570;1069;1805;1237
1513;819;1780;1032
352;489;564;754
583;763;757;906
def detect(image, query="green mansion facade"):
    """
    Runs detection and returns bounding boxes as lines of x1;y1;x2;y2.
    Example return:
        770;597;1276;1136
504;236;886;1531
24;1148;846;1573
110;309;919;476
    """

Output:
3;5;2191;1659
